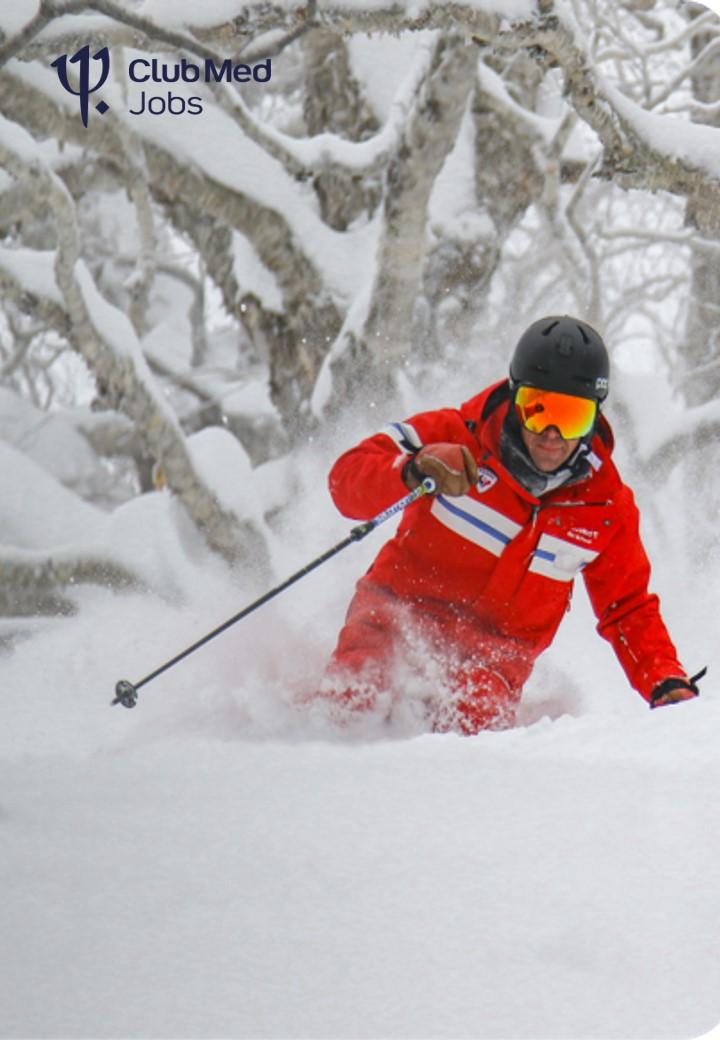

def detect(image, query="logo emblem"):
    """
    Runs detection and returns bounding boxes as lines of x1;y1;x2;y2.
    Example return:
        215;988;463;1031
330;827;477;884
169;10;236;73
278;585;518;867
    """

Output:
595;376;609;392
475;467;497;494
51;45;111;128
567;526;598;545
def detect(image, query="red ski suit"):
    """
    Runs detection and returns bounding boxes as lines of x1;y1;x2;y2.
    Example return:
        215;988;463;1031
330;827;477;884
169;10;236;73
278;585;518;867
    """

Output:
325;381;687;732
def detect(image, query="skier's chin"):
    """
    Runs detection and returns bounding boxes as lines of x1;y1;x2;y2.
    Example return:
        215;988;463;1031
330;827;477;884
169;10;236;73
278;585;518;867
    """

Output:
528;446;570;471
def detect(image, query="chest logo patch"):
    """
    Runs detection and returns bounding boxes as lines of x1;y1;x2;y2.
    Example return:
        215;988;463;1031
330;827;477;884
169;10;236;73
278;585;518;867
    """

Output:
475;466;498;494
567;526;598;545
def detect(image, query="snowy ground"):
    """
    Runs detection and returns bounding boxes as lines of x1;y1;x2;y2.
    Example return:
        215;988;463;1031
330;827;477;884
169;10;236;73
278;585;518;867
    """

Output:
1;460;719;1040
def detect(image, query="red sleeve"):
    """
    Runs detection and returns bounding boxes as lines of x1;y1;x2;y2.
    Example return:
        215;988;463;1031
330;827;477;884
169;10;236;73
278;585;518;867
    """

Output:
328;408;473;520
582;486;686;701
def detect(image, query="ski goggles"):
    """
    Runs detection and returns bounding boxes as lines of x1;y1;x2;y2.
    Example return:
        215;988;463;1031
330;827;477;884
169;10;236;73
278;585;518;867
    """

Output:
514;386;597;440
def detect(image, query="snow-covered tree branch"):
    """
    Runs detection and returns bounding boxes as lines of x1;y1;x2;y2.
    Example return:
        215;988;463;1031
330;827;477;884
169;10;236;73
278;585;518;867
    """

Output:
1;0;720;613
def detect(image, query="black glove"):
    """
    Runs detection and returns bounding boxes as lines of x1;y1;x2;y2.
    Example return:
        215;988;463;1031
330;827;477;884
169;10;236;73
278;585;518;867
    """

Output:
650;667;706;708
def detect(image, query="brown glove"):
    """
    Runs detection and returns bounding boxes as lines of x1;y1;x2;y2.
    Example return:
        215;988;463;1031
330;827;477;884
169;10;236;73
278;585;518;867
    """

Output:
402;442;479;497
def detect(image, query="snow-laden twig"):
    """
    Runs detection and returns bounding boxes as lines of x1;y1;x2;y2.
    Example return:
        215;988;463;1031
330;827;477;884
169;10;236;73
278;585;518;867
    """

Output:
643;7;717;56
113;254;208;364
0;326;35;383
564;150;603;324
0;547;142;617
0;0;89;68
648;35;720;110
599;226;720;250
487;9;720;225
111;118;157;336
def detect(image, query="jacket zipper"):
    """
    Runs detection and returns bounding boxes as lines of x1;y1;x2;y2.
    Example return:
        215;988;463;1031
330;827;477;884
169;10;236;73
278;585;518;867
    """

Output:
539;499;613;510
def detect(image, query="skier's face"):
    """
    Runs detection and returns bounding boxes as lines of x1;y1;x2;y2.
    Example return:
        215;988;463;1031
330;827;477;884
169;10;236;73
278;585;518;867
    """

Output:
520;424;580;472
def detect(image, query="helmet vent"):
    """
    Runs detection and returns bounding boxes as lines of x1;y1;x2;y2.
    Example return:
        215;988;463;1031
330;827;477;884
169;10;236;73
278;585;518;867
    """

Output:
542;321;559;336
577;324;590;345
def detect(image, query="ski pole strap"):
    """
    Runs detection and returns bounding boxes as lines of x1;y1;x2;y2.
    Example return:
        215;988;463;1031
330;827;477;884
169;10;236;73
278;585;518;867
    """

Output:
350;477;436;541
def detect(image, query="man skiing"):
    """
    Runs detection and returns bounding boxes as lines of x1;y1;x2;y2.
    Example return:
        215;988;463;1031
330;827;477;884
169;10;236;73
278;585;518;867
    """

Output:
320;315;702;734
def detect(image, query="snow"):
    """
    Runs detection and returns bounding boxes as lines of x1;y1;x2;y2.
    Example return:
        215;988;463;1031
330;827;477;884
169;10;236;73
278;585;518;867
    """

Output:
138;0;250;27
428;97;495;242
0;440;107;550
74;260;185;430
221;377;277;419
667;0;717;19
348;31;439;124
0;388;130;504
290;35;440;171
74;259;143;364
607;81;720;182
232;231;283;313
136;0;536;28
186;425;266;526
1;403;719;1038
142;316;194;372
0;245;62;304
0;110;49;164
311;274;377;416
0;434;208;597
613;364;720;463
3;9;125;43
0;1;40;37
3;714;716;1040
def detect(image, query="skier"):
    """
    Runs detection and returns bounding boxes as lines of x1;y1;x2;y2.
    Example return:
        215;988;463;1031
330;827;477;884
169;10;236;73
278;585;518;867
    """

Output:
319;315;702;734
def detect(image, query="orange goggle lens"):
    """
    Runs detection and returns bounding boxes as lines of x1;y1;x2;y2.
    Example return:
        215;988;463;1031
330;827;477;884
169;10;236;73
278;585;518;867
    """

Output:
515;386;597;440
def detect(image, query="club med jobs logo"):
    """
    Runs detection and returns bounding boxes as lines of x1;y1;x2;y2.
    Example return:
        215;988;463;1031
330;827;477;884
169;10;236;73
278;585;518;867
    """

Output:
51;45;110;128
51;45;272;126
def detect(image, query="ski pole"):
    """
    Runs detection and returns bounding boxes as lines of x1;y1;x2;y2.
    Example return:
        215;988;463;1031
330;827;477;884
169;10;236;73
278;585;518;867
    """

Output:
112;476;436;708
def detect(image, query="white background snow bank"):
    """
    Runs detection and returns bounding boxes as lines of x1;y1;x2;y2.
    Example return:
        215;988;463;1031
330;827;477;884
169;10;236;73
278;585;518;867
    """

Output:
1;459;718;1038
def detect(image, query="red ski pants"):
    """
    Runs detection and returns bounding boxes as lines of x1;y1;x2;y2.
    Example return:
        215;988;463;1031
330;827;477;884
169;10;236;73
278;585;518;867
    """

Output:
322;579;534;733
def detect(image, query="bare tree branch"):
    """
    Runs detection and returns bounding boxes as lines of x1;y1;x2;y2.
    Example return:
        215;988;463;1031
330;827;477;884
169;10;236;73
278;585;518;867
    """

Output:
0;135;270;567
0;0;88;68
0;547;142;616
323;34;479;408
483;9;720;227
0;65;344;429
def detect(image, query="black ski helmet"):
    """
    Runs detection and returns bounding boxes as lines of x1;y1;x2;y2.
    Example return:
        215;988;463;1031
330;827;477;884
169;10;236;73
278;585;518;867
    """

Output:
509;316;609;403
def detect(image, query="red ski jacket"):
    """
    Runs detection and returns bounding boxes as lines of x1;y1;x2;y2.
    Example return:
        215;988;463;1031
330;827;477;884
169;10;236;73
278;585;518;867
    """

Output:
328;381;687;702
